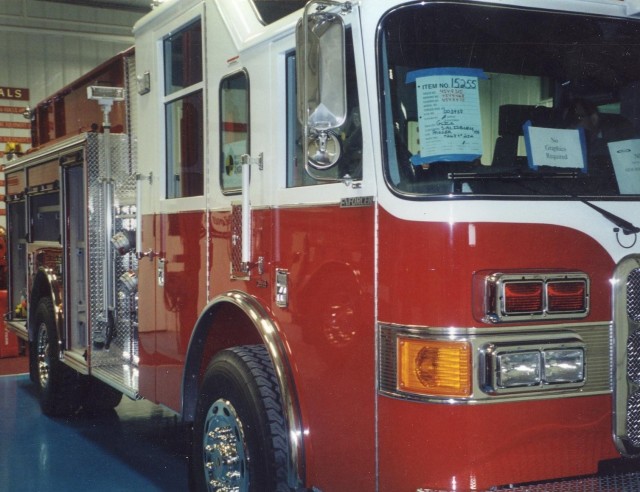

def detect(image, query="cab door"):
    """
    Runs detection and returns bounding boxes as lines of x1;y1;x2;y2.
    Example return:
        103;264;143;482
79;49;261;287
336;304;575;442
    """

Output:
136;6;207;412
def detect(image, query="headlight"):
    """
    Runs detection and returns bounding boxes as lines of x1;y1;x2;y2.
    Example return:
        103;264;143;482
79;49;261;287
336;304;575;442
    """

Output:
496;351;541;388
486;341;586;394
543;348;584;383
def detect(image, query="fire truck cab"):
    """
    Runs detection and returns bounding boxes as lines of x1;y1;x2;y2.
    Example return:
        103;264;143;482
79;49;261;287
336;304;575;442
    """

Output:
6;0;640;490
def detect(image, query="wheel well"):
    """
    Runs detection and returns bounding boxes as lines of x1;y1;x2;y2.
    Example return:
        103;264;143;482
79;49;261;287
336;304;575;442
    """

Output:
198;302;263;378
182;298;263;422
182;291;305;488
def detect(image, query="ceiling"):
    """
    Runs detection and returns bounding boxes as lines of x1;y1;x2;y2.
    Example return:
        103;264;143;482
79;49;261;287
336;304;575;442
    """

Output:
41;0;153;14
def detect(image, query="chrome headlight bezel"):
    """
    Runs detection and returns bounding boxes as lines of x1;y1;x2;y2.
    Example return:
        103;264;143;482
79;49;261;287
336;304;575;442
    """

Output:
483;339;586;395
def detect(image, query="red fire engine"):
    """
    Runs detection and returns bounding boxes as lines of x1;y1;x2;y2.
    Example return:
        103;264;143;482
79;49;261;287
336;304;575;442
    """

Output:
6;0;640;490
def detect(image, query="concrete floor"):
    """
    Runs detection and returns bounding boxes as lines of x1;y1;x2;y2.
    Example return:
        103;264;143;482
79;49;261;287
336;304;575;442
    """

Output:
0;374;189;491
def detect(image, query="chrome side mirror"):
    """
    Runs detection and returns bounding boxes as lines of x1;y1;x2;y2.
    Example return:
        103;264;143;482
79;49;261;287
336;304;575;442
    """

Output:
296;2;349;171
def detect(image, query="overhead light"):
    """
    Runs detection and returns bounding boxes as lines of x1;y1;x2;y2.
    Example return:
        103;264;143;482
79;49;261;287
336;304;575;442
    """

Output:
87;86;124;101
87;85;125;129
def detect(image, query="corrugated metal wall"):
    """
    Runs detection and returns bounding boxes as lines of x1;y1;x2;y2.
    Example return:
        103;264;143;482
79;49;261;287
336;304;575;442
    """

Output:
0;0;144;223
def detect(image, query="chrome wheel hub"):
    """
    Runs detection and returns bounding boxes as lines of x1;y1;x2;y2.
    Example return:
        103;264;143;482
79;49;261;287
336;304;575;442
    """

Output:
203;398;249;492
36;323;50;389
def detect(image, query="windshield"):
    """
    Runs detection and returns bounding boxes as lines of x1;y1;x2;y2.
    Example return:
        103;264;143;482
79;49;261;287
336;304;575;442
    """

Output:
379;2;640;197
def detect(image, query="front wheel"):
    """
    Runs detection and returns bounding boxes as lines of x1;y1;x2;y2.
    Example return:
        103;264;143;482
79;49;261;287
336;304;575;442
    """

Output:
191;345;290;492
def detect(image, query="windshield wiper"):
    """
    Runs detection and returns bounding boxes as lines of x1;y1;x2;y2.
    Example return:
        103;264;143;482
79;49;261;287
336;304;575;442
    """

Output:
449;169;640;235
580;200;640;235
448;170;580;181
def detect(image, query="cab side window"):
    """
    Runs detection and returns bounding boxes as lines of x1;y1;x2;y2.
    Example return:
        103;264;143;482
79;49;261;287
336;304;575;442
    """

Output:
163;19;204;199
219;72;249;193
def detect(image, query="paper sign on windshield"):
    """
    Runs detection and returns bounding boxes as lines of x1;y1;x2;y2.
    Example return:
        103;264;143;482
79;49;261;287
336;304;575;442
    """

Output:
406;68;487;165
523;122;586;171
608;139;640;195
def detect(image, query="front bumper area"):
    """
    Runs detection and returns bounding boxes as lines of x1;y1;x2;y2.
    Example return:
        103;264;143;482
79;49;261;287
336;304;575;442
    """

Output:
495;469;640;492
416;470;640;491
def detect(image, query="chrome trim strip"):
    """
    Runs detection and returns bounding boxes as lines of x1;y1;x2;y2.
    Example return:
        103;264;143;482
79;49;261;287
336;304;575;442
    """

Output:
612;255;640;457
209;201;345;214
91;366;141;401
379;322;611;404
3;133;87;173
5;320;28;340
61;349;89;376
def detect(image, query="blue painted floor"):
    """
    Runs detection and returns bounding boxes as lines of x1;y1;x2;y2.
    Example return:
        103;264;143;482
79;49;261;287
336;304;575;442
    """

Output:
0;374;189;491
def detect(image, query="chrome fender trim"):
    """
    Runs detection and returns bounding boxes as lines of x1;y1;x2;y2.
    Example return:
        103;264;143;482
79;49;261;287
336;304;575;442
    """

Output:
182;290;304;489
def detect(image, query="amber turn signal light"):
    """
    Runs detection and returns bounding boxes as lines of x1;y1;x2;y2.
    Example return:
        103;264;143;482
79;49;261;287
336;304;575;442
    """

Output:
397;338;472;397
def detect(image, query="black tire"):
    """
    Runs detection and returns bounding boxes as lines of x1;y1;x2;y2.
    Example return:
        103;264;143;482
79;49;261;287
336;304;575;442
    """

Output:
28;339;38;383
34;298;82;417
191;345;290;492
82;376;123;414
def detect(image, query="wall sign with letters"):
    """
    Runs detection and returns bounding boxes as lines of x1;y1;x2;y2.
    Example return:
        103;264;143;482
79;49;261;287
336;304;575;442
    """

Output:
0;86;29;101
0;86;31;151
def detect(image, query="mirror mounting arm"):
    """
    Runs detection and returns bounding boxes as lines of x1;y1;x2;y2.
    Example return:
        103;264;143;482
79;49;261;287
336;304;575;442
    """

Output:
310;0;353;15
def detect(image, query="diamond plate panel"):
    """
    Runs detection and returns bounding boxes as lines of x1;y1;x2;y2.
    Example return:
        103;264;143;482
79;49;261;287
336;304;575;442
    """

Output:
628;391;640;447
87;132;138;392
627;269;640;322
625;268;640;451
628;330;640;385
230;203;247;279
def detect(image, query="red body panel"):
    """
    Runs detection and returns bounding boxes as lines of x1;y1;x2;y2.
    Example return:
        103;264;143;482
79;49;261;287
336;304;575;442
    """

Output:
377;206;617;490
138;201;618;490
138;211;208;409
262;205;376;490
377;207;612;327
378;395;617;491
141;204;377;490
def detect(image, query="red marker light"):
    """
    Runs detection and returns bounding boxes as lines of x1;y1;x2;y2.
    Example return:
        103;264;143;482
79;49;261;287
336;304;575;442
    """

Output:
504;281;543;314
547;280;586;312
